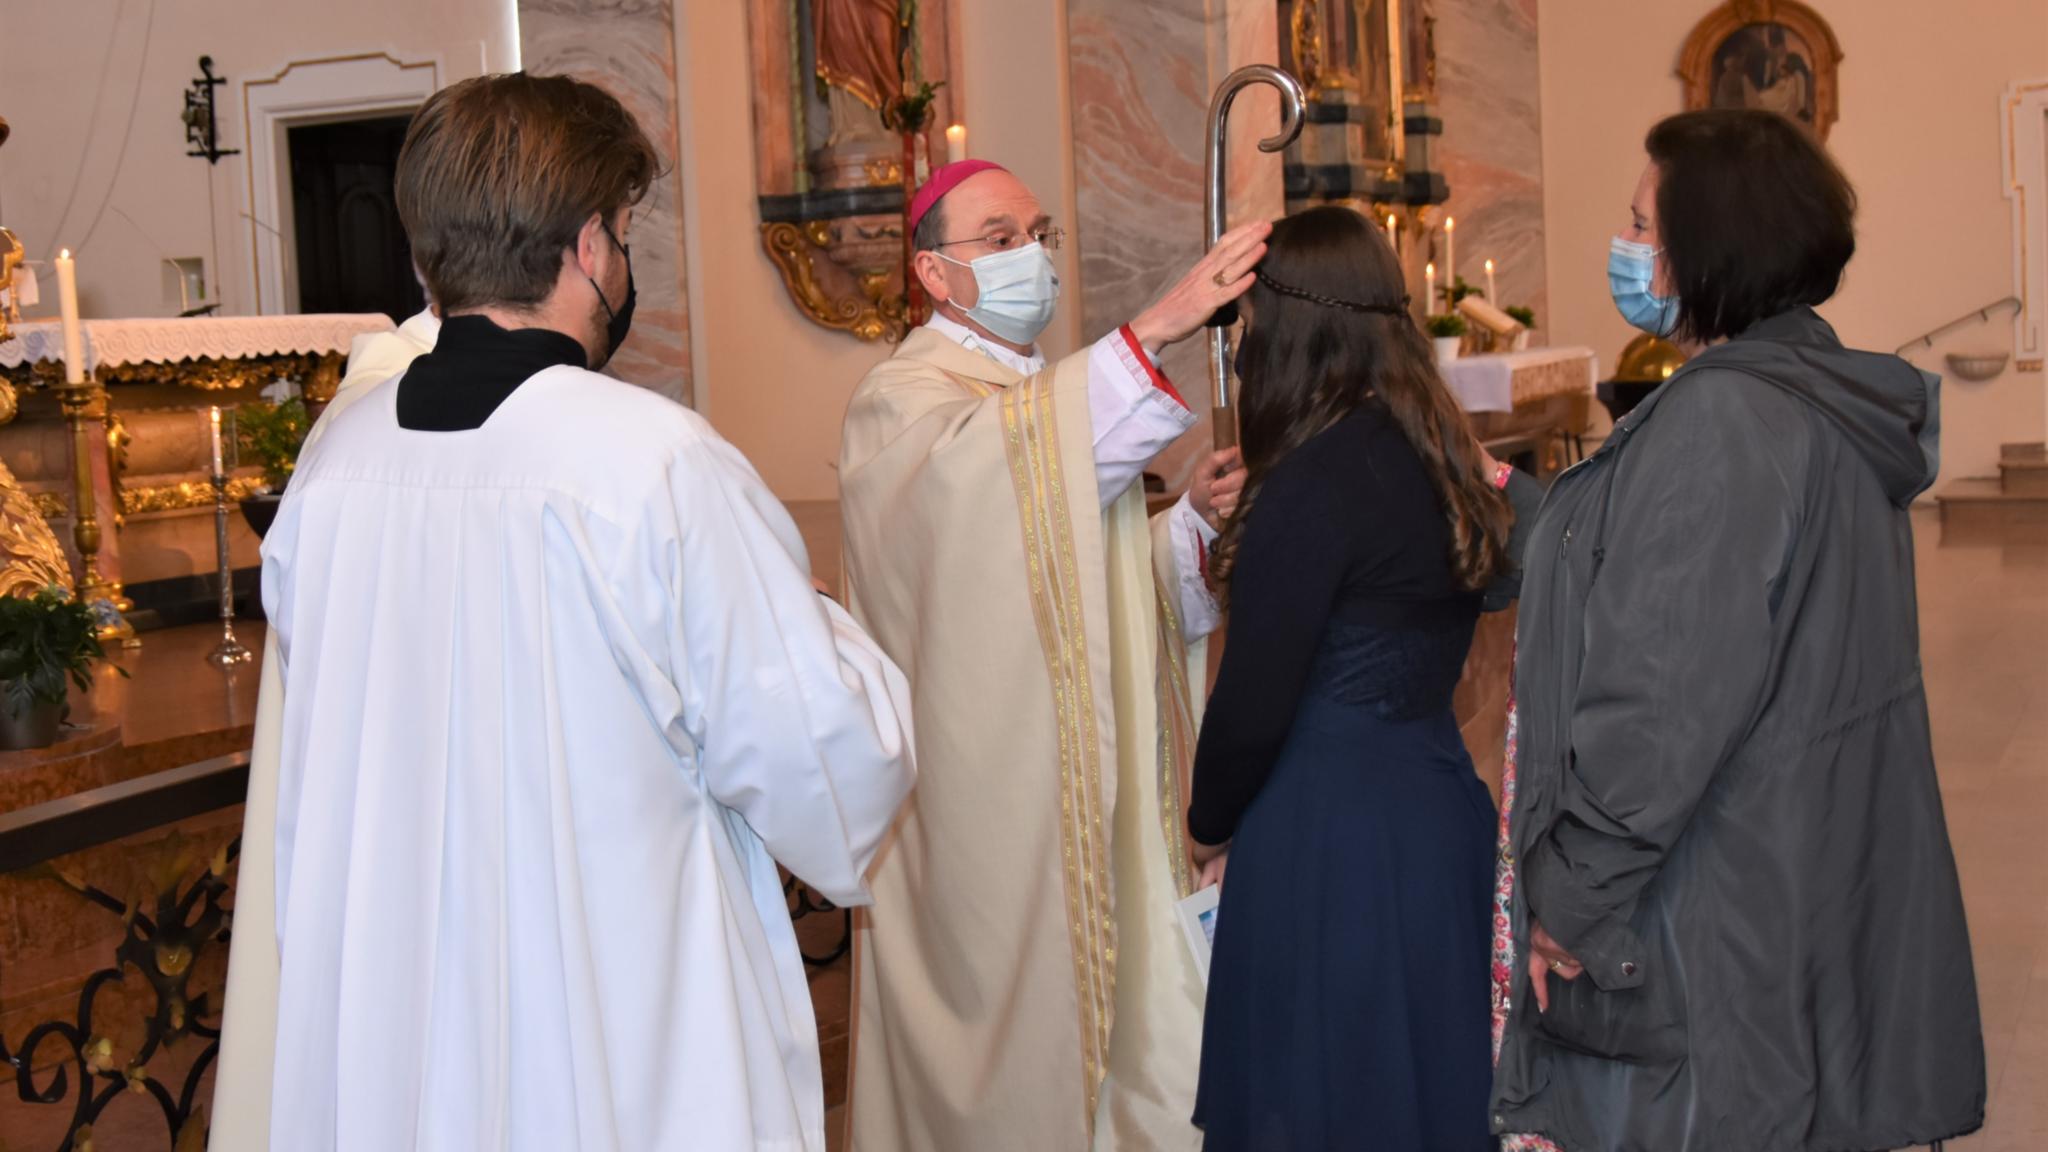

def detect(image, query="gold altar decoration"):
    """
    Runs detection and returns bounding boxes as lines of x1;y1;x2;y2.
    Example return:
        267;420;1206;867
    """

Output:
0;350;345;396
1616;333;1688;382
762;219;911;343
0;226;22;347
1679;0;1843;141
121;476;267;516
0;457;76;599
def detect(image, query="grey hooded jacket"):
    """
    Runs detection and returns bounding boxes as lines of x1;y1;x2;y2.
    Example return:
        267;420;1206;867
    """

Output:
1490;308;1985;1151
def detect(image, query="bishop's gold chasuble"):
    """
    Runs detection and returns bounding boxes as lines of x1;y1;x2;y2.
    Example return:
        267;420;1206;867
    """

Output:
840;328;1208;1151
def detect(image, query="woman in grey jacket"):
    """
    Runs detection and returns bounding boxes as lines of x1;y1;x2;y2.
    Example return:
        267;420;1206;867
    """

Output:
1490;109;1984;1151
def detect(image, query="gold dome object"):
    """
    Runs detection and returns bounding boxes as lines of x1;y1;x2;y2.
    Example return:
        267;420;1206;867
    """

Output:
1615;333;1688;382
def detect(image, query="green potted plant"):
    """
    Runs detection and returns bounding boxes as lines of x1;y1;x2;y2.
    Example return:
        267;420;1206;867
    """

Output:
235;398;310;539
1425;312;1468;365
0;586;121;750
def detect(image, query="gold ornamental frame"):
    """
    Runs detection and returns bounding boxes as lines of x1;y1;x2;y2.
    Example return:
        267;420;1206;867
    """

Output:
1679;0;1844;142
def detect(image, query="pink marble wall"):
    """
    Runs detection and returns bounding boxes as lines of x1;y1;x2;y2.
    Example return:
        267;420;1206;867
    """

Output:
519;0;695;404
1068;0;1286;489
1433;0;1549;328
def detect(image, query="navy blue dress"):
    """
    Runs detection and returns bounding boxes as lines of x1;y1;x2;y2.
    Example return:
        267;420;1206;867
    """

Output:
1189;406;1497;1152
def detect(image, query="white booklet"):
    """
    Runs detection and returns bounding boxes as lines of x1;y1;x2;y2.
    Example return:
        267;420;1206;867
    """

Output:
1176;884;1222;985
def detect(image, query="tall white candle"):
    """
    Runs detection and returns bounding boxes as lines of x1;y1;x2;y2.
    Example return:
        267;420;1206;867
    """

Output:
55;249;84;385
945;124;967;165
209;407;225;479
1385;213;1399;254
1425;262;1437;315
1442;217;1456;300
1485;258;1498;304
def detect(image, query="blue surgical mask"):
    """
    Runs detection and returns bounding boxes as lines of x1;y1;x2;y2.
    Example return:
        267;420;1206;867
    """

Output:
941;242;1061;346
1609;237;1679;338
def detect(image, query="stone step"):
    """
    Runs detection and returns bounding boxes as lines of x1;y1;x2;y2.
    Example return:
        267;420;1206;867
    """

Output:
2004;455;2048;497
1937;477;2048;544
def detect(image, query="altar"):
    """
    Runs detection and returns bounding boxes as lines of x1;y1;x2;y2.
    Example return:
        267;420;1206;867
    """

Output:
1444;345;1600;473
0;314;390;619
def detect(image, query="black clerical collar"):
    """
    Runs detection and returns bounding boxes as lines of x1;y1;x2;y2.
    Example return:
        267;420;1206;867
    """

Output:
396;314;589;431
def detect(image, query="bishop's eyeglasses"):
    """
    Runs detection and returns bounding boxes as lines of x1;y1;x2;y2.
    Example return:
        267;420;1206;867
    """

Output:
932;225;1067;254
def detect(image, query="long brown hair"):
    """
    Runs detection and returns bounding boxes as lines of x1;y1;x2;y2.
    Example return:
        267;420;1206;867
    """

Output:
1210;205;1511;596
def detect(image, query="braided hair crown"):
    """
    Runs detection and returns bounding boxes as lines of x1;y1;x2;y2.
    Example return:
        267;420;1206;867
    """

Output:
1253;268;1409;316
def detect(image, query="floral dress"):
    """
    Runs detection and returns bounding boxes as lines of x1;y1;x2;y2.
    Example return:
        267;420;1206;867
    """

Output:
1489;687;1565;1152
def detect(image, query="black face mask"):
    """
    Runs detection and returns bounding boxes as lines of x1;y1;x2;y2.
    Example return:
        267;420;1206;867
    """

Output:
588;220;637;367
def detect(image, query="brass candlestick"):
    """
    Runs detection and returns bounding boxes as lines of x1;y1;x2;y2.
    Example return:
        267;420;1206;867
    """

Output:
205;472;252;667
59;372;136;645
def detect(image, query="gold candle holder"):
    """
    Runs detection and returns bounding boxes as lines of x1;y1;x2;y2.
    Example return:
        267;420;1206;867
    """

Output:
59;372;136;645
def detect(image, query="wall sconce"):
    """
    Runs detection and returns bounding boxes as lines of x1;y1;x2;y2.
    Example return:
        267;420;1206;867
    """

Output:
183;57;240;165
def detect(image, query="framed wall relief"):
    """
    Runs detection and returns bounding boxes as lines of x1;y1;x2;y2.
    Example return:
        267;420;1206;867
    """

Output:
1679;0;1843;141
745;0;957;343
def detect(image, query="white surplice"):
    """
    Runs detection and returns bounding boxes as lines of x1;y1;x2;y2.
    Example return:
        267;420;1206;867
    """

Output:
252;365;915;1151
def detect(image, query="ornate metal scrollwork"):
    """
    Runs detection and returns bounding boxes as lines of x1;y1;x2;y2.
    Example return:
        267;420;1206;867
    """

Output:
3;838;237;1150
783;873;852;969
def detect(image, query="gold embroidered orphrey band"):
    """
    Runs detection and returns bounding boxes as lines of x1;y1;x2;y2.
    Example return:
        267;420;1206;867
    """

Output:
997;373;1117;1134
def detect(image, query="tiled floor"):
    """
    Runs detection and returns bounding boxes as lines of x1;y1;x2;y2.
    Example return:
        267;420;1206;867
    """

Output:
1922;510;2048;1150
806;509;2048;1150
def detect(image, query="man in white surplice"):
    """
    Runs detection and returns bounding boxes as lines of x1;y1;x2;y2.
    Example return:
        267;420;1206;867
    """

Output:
211;73;915;1152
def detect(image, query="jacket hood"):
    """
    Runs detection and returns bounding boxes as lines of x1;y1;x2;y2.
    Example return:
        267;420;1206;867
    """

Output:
1683;308;1941;507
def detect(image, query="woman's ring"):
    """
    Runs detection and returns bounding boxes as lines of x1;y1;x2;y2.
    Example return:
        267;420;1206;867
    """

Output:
1213;271;1231;287
1548;959;1564;972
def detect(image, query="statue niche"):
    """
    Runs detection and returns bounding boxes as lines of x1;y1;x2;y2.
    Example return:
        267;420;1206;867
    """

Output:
746;0;956;342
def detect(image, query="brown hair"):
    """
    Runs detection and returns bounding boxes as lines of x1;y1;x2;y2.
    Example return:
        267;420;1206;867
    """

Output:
1211;206;1511;596
1646;109;1857;343
395;73;662;314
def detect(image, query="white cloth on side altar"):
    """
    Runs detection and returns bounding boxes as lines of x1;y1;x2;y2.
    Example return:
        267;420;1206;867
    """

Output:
212;366;916;1151
924;314;1221;641
0;313;393;371
1439;346;1599;413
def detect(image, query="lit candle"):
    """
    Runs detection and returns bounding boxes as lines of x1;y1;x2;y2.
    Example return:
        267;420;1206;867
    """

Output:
1385;213;1399;254
1485;258;1498;304
1425;262;1437;315
55;249;84;385
1443;217;1456;298
209;407;225;479
946;124;967;165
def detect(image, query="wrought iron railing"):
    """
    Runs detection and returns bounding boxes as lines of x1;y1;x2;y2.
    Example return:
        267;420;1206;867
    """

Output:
0;751;853;1151
0;752;249;1152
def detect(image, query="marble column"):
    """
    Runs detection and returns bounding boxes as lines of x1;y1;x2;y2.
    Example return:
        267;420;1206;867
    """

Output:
519;0;695;405
1068;0;1286;490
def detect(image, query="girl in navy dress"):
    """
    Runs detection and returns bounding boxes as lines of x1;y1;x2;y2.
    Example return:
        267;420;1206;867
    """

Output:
1189;205;1518;1152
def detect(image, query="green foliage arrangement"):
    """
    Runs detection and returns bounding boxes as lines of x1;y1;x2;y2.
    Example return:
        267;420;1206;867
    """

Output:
1425;313;1469;340
0;586;120;710
235;399;310;491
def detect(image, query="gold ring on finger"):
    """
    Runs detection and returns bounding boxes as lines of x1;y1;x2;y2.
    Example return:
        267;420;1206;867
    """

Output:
1213;271;1231;287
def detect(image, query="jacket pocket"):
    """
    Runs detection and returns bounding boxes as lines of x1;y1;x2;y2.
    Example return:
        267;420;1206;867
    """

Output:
1532;905;1686;1065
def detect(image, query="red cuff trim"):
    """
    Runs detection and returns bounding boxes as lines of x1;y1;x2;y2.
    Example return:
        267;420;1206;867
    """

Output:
1493;461;1515;490
1116;325;1188;410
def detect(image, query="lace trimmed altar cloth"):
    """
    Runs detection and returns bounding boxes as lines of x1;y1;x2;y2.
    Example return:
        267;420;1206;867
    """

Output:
0;314;394;373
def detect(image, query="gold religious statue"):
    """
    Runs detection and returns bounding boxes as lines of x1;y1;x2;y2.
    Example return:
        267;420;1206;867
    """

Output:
0;113;19;345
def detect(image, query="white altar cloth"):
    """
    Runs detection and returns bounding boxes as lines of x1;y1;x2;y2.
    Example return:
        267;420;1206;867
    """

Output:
0;314;394;373
1442;346;1599;413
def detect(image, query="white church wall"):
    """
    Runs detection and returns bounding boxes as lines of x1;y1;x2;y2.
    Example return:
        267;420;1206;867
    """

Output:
1537;0;2048;486
0;0;517;324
